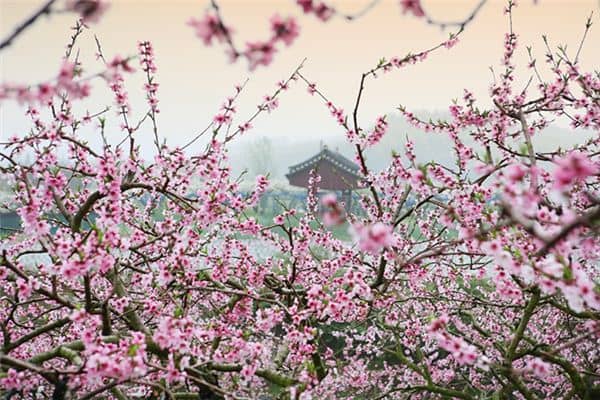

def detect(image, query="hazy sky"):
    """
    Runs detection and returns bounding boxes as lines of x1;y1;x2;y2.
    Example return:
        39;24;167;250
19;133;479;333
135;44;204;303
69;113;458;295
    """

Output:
1;0;599;156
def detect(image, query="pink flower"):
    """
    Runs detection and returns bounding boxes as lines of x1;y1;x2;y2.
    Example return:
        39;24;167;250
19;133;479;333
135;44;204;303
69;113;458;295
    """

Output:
188;13;231;46
526;358;552;378
296;1;334;21
553;151;598;190
277;80;289;90
443;35;459;49
270;14;300;46
505;163;528;183
245;41;277;70
139;41;160;112
70;309;88;323
409;169;424;185
0;369;25;390
58;61;76;86
353;222;393;253
321;194;344;226
427;314;449;333
400;0;425;17
166;354;186;383
238;122;252;133
263;95;279;112
562;284;585;313
367;116;388;146
313;2;335;21
213;113;232;125
109;55;135;73
321;193;337;207
296;0;313;13
66;0;110;24
428;319;483;367
16;278;33;298
240;363;258;382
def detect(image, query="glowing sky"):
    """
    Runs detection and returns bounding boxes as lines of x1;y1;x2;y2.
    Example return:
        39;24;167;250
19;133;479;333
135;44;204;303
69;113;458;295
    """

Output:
1;0;598;151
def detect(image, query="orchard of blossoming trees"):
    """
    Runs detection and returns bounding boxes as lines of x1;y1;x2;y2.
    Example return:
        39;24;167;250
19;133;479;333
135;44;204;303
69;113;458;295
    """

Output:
0;0;599;399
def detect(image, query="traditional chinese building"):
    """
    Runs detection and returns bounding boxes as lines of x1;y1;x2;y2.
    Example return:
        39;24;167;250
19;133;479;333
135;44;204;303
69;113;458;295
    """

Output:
286;145;361;209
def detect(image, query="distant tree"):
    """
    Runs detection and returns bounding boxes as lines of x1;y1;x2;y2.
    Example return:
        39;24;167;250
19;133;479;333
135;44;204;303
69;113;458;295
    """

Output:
247;136;276;178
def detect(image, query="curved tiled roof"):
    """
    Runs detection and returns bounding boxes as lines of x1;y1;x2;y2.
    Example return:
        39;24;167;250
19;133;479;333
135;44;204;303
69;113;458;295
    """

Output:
287;148;361;177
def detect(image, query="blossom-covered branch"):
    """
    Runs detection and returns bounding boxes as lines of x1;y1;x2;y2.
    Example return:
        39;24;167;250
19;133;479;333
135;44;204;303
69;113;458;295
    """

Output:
1;1;599;399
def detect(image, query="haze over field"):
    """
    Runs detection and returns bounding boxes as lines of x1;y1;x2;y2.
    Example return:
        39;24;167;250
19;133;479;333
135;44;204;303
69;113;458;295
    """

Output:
230;112;595;181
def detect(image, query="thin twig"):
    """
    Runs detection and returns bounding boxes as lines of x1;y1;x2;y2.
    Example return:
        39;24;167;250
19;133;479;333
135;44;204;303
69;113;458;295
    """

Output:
0;0;57;51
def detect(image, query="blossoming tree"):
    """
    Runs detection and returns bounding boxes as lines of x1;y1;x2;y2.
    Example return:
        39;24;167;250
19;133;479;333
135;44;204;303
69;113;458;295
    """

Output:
0;0;599;399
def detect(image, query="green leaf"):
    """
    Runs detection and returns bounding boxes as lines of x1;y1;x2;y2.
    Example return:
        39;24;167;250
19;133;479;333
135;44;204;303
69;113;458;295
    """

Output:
519;143;529;154
563;266;573;281
128;344;139;357
174;306;184;318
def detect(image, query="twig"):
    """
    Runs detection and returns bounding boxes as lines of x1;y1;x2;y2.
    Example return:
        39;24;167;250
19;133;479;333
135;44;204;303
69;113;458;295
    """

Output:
0;0;57;51
422;0;488;32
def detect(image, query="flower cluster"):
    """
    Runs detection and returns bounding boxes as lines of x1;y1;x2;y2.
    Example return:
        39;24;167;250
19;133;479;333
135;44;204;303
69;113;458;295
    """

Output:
296;0;335;22
138;41;159;113
66;0;110;24
187;0;470;70
188;9;300;70
0;3;598;400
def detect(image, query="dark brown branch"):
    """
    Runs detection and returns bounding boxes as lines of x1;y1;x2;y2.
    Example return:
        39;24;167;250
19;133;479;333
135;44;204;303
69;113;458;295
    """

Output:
422;0;487;32
3;318;71;353
0;0;57;51
535;205;600;258
0;354;59;384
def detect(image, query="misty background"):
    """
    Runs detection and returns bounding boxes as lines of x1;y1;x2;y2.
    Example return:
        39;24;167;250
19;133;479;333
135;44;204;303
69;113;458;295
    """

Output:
1;0;598;188
229;110;593;185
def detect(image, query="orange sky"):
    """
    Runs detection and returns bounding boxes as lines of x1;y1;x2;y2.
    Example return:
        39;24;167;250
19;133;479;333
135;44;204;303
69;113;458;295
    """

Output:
1;0;599;150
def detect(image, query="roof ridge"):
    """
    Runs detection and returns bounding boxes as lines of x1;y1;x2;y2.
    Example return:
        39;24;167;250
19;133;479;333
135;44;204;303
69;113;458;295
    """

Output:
287;148;359;175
